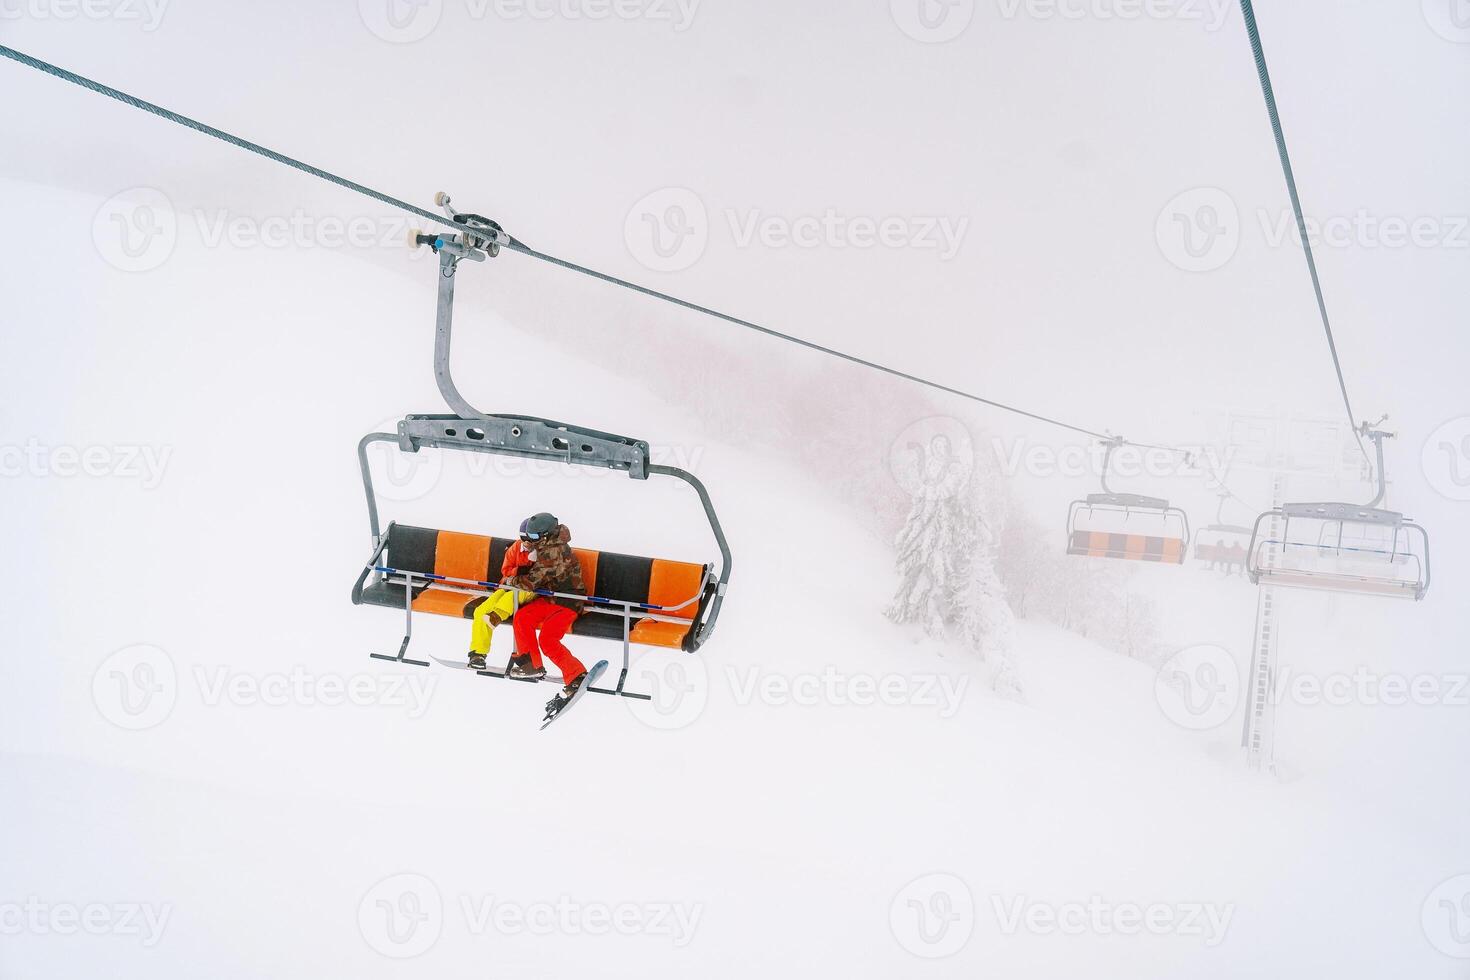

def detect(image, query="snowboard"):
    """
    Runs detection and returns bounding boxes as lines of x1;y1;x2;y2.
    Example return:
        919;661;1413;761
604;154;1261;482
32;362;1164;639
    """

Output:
540;660;608;730
427;653;494;672
429;653;562;684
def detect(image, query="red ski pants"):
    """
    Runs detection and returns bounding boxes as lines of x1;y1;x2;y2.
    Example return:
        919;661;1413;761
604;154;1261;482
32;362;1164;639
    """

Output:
513;599;586;683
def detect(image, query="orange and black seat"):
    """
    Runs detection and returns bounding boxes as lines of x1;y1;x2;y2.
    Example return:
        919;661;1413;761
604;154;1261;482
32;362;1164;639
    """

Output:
354;523;713;651
1067;530;1186;564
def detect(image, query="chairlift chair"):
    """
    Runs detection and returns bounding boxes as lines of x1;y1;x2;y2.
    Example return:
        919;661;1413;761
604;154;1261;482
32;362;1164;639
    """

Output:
1192;493;1253;570
350;194;732;699
1246;425;1429;600
1066;438;1190;564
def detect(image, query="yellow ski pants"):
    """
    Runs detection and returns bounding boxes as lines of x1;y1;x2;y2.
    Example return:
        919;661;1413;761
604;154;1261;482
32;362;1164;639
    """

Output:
469;588;536;656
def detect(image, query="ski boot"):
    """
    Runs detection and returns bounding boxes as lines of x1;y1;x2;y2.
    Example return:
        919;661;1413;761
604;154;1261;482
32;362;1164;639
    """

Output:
542;671;588;719
467;653;487;671
507;654;547;681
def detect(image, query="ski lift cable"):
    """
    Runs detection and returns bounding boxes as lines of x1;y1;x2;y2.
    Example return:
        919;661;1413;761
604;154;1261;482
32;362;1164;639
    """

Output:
0;42;1199;455
1236;0;1371;466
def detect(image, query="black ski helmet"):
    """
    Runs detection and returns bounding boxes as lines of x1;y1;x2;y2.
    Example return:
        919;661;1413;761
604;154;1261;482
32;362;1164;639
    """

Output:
519;511;559;541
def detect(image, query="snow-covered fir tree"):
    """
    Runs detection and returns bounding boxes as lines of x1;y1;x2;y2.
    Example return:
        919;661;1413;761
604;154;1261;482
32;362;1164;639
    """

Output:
886;432;1020;694
953;506;1022;697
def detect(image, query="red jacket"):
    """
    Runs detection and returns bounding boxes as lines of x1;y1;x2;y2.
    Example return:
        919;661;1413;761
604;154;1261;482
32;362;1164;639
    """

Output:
502;540;534;580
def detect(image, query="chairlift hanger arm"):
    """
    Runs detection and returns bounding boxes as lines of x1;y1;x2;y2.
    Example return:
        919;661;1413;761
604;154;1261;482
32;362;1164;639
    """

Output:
1360;422;1393;509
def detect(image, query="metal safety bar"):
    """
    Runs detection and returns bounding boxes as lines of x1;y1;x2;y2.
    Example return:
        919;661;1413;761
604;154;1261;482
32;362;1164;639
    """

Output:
370;564;708;617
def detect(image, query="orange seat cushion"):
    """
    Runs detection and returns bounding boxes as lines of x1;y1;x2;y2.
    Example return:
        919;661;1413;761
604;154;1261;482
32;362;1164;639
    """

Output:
572;548;600;597
412;587;476;617
629;618;695;649
645;559;704;620
434;531;492;584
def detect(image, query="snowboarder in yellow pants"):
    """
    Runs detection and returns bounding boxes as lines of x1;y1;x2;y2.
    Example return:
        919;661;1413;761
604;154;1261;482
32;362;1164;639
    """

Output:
466;536;539;670
468;586;536;667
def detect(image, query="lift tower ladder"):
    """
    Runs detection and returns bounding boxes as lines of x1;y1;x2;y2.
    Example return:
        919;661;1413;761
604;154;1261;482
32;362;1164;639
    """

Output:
1243;474;1287;772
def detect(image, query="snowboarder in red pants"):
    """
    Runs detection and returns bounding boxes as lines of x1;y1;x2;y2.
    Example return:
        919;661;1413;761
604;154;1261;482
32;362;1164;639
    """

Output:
506;512;589;708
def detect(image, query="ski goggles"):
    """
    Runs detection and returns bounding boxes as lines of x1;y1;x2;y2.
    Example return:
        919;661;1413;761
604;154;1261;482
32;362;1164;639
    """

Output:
518;520;545;542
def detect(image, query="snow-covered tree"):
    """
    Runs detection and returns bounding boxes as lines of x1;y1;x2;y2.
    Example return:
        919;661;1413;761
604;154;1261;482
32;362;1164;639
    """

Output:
953;507;1022;696
886;432;1020;693
885;436;967;635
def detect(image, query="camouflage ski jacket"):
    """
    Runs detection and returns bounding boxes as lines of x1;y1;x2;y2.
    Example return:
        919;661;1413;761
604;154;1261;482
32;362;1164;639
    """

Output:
509;525;586;612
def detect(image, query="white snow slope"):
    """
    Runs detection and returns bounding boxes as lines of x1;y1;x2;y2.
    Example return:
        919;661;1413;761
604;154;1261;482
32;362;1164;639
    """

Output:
2;174;1467;979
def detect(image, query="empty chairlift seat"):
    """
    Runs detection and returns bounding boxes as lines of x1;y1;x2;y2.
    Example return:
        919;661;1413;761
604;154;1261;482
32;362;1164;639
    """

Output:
1246;503;1430;600
353;523;716;652
1066;493;1190;564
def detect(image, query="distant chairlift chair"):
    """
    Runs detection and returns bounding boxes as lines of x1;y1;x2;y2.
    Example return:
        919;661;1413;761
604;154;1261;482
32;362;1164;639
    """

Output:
1192;492;1253;574
1066;438;1190;564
